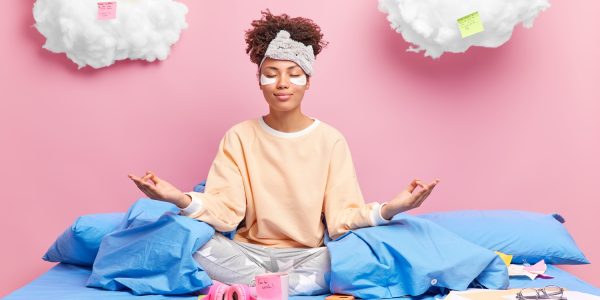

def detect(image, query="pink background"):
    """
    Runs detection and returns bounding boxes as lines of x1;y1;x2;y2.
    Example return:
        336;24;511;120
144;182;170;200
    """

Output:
1;0;599;297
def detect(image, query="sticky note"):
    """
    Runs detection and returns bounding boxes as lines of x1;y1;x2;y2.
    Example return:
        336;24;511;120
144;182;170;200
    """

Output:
255;273;288;300
495;251;513;267
97;2;117;20
457;11;484;38
508;264;538;280
524;259;547;274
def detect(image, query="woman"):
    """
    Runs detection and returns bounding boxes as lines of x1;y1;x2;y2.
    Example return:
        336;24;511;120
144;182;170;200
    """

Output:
128;10;439;296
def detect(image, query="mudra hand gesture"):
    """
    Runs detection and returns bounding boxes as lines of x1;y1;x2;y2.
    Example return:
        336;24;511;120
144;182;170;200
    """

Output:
381;178;439;220
128;171;191;208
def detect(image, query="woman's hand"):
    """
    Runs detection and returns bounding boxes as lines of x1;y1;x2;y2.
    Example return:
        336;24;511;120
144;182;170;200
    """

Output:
381;178;439;220
128;171;191;208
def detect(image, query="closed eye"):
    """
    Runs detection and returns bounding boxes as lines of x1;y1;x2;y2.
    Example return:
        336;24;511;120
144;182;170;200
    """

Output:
264;74;302;78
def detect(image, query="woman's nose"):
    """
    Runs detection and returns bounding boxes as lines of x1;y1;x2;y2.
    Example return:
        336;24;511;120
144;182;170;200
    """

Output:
276;76;290;89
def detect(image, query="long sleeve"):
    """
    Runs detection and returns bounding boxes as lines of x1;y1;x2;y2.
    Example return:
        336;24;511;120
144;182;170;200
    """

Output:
181;118;389;248
181;130;247;232
323;138;387;240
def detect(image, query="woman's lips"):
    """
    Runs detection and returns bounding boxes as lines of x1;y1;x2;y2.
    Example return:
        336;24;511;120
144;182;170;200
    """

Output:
275;94;292;101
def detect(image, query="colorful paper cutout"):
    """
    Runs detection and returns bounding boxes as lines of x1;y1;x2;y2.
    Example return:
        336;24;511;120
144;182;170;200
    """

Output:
97;2;117;20
457;11;484;38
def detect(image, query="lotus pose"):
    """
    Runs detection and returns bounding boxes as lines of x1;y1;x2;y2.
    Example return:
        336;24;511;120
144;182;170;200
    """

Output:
129;10;439;296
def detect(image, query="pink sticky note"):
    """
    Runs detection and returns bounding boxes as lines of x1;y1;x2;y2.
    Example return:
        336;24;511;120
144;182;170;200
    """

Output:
524;260;547;274
255;273;288;300
97;2;117;20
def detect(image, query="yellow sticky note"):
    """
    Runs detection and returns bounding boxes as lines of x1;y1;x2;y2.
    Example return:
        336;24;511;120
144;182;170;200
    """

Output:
457;11;484;38
495;251;513;267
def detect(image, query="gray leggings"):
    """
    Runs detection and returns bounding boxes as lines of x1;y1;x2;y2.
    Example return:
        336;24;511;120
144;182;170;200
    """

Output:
193;233;331;296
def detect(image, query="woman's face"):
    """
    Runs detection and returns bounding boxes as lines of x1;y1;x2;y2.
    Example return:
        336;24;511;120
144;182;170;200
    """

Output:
258;58;310;113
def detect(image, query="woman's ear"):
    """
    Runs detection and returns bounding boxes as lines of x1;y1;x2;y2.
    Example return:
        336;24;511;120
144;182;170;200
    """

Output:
305;76;311;90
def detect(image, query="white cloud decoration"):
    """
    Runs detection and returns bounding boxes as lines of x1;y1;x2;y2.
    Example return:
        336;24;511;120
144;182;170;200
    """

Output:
378;0;550;59
33;0;188;69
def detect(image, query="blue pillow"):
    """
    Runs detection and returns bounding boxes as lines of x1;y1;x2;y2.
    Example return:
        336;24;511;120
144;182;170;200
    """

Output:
43;212;125;266
418;210;589;265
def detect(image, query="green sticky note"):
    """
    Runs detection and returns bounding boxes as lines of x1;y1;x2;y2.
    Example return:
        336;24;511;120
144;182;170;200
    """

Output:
457;11;484;38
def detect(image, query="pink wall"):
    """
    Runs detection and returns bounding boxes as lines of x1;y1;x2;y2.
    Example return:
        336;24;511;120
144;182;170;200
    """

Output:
1;0;599;296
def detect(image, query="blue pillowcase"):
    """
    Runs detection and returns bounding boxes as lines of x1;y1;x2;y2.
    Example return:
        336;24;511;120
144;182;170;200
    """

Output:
43;212;125;266
327;213;509;298
418;210;589;265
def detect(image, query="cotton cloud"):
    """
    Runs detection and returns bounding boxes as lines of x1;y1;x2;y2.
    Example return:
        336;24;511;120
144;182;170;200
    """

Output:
378;0;550;59
33;0;188;69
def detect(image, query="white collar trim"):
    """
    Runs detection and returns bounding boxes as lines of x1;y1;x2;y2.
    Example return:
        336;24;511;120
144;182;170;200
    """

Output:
258;116;320;138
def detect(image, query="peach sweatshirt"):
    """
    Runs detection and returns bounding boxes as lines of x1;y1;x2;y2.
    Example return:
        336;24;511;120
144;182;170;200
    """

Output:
180;117;389;248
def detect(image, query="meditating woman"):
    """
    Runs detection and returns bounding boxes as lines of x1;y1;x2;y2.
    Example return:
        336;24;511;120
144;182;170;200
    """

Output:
128;10;439;296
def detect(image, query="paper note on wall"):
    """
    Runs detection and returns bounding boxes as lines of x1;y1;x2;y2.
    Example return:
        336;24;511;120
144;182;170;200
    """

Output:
97;2;117;20
457;11;484;38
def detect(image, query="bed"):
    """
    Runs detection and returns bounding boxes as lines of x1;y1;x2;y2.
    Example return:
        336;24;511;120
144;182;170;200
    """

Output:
5;199;598;300
4;262;600;300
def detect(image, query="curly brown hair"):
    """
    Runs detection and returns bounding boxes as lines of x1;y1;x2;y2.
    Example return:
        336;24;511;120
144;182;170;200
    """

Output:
245;9;328;68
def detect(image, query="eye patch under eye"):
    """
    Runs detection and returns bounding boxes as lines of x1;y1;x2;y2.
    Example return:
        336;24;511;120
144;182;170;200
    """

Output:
260;74;276;85
259;74;307;86
290;74;307;86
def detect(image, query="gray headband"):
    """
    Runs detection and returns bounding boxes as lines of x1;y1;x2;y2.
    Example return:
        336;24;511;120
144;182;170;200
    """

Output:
259;30;316;76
